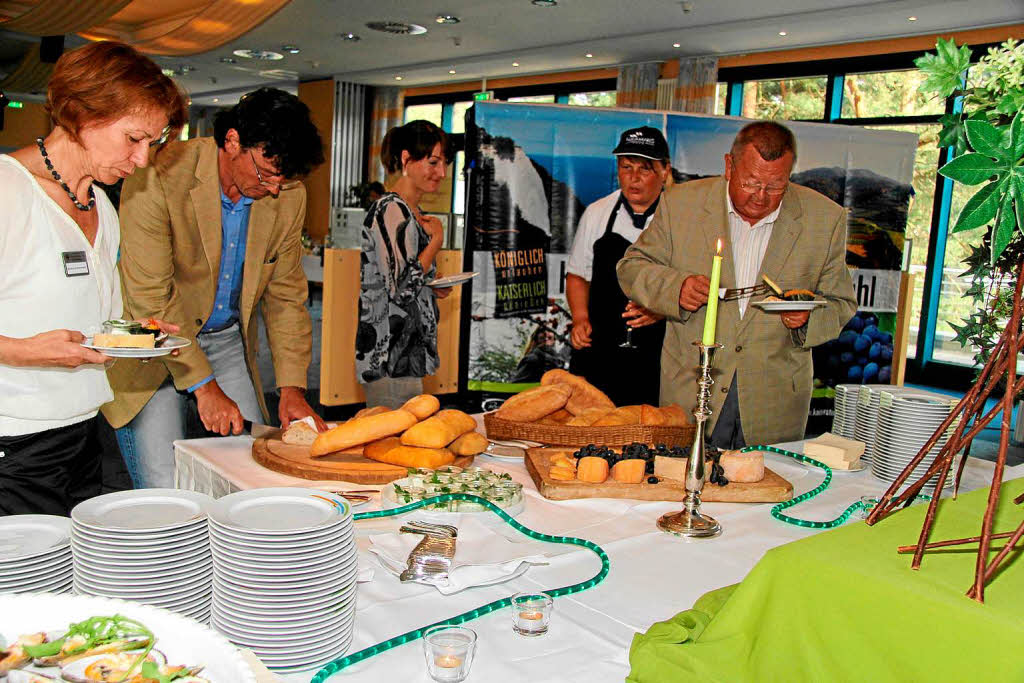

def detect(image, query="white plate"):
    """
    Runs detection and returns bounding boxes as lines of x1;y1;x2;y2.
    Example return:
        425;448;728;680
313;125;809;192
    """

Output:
213;610;353;642
222;621;355;653
827;461;867;473
0;592;252;683
212;557;356;586
751;300;826;312
75;572;211;597
212;575;356;602
428;271;478;288
72;522;208;546
256;632;354;668
72;489;213;531
209;488;351;534
214;547;356;577
0;515;71;560
81;335;192;358
213;564;356;592
3;552;73;579
212;583;356;615
209;519;352;546
74;560;212;589
481;442;526;460
0;572;73;592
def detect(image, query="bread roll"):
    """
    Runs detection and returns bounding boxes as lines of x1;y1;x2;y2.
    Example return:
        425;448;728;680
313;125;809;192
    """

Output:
592;405;642;426
448;431;488;456
363;436;402;461
640;404;667;426
354;405;392;419
311;409;418;456
494;384;571;422
401;416;457;449
658;404;689;427
537;408;573;425
541;369;615;415
401;394;440;420
565;406;614;426
365;444;455;469
435;409;477;436
282;421;318;446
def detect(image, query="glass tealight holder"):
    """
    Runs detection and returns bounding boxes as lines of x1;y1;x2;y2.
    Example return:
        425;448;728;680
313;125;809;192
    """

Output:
511;592;553;637
423;625;477;682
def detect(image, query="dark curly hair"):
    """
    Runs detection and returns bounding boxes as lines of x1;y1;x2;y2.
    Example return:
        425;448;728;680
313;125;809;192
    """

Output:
214;87;324;178
380;120;452;174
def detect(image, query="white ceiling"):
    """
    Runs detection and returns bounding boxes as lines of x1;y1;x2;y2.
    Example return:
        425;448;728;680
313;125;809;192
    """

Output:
5;0;1024;104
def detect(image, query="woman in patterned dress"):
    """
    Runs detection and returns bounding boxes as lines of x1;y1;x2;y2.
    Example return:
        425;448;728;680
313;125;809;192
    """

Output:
356;120;453;407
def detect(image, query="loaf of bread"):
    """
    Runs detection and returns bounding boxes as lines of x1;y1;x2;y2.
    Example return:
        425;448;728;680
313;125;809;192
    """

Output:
640;404;666;426
353;405;392;419
401;416;457;448
365;444;455;469
362;436;402;461
435;409;477;436
448;431;489;456
282;421;318;446
658;404;689;427
541;369;615;415
310;409;418;456
592;405;642;426
565;406;614;426
401;394;441;420
537;408;573;425
494;383;571;422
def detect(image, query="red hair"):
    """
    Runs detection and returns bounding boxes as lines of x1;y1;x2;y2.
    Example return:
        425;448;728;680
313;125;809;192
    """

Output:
47;41;188;142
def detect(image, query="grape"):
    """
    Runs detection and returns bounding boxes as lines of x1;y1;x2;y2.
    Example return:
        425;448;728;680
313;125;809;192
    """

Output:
863;362;879;382
878;365;892;383
843;315;865;333
847;365;863;381
880;345;893;363
853;334;872;353
869;341;882;360
838;330;859;348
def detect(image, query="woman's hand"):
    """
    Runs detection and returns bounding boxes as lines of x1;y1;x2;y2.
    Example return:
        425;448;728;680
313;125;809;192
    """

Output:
0;329;109;368
420;214;445;245
433;286;453;299
623;301;664;328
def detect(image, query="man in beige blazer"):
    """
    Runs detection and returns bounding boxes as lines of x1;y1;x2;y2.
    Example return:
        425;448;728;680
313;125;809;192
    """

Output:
618;121;856;447
103;88;327;487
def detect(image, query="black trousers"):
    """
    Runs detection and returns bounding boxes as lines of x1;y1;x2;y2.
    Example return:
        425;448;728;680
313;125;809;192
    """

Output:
0;415;103;516
709;374;746;450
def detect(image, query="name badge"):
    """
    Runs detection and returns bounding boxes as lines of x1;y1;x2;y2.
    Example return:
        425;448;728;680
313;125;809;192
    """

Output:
62;251;89;277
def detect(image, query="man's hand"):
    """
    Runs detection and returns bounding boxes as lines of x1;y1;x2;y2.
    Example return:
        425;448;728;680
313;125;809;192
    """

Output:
623;301;664;328
2;329;109;368
781;311;810;329
138;318;182;356
679;275;711;312
279;386;327;431
570;317;592;349
194;380;244;435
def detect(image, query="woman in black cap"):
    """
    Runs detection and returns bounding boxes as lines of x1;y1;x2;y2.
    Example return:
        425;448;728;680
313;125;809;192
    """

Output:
565;126;671;406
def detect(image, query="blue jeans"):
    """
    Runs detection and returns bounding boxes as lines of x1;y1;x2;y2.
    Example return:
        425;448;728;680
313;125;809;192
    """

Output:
116;324;263;488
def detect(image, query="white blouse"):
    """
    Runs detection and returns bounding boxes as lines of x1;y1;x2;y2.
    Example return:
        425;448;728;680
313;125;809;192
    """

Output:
0;155;122;436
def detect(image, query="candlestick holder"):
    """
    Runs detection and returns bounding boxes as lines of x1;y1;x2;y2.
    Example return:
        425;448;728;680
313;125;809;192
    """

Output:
657;340;723;538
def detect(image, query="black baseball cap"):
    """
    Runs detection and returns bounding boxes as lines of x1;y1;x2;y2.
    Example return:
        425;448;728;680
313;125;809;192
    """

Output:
612;126;669;161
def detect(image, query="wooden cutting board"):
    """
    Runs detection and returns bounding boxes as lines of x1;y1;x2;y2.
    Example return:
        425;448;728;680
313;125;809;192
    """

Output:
252;436;474;484
525;447;792;503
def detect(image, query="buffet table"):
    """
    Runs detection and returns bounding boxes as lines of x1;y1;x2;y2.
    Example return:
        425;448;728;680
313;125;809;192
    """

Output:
172;436;1024;682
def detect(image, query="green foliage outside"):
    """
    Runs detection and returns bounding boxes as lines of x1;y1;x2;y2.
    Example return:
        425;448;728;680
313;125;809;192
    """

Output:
568;91;616;107
742;76;827;120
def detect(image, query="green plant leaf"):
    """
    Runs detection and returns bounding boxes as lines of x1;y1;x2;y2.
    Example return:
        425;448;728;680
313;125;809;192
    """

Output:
916;38;971;97
996;91;1024;116
991;193;1017;263
964;119;1009;160
1012;171;1024;239
951;180;1002;232
936;113;967;153
1011;109;1024;162
939;152;1003;185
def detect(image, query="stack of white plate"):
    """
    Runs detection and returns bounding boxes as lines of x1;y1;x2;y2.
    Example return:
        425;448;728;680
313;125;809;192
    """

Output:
208;488;357;673
831;384;860;439
70;489;214;622
0;515;73;594
871;390;960;490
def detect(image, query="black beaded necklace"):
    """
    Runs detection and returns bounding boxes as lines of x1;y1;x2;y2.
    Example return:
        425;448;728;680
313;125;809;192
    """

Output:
36;136;95;211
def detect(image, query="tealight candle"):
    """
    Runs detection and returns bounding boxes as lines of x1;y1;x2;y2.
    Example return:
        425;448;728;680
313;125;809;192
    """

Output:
435;654;462;668
512;591;553;637
423;626;476;682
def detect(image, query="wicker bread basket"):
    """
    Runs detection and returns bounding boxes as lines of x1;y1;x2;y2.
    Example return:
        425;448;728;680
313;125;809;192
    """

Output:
483;411;695;448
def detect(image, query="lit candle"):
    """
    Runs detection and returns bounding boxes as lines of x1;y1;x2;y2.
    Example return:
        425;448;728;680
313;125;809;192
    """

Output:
701;239;723;345
435;654;462;669
519;610;544;621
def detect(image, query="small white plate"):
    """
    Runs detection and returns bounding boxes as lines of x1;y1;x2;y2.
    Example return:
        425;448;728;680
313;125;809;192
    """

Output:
72;489;213;531
0;515;71;560
428;271;478;288
752;299;826;312
214;546;356;575
209;518;351;545
209;488;350;534
81;335;192;358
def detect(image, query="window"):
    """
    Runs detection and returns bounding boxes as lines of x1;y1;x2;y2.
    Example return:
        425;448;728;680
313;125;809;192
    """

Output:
741;76;827;120
506;94;556;103
714;83;727;116
404;103;442;126
450;101;473;134
568;91;615;107
841;70;946;118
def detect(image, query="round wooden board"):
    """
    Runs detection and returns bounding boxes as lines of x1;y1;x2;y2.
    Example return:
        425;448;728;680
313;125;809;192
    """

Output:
252;437;475;484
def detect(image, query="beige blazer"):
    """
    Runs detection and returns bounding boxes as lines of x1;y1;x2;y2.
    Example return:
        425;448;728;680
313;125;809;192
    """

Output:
101;138;312;428
617;176;856;445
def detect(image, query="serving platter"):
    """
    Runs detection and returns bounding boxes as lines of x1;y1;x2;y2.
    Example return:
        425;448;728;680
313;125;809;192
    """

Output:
751;300;827;313
81;334;191;358
428;271;478;288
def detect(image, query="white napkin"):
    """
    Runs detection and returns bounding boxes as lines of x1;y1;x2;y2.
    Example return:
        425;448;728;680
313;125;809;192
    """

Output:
368;518;548;595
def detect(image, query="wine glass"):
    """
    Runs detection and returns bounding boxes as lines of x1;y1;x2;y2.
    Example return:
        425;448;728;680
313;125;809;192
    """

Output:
620;302;637;349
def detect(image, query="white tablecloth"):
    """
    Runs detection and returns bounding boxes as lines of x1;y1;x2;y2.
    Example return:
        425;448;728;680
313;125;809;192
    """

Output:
173;436;1023;682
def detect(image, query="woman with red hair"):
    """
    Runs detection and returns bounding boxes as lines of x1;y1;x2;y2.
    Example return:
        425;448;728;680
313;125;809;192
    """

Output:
0;41;187;515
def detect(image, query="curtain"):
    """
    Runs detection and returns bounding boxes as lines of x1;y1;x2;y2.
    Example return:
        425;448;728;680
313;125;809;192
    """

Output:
615;63;660;109
0;0;130;35
366;86;404;184
672;56;719;114
0;46;54;93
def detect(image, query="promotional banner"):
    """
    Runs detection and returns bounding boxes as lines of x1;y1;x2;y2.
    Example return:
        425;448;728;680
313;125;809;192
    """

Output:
465;102;917;431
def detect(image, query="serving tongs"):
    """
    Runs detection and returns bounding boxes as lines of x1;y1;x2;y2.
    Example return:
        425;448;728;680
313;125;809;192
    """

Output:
398;521;458;583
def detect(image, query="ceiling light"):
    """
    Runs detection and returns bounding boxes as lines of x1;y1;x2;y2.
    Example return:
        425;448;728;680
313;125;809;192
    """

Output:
585;53;593;58
436;14;460;24
512;61;520;67
907;16;917;21
394;75;403;81
232;49;284;61
672;42;681;48
532;0;557;5
449;69;456;74
778;31;787;36
219;56;236;64
339;32;361;42
282;45;300;54
212;98;219;103
366;21;428;35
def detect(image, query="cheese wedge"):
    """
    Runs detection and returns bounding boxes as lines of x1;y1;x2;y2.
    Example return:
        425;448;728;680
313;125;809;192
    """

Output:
804;432;865;470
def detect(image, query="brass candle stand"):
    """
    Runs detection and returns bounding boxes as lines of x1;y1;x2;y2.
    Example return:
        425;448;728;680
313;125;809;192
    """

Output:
657;341;723;538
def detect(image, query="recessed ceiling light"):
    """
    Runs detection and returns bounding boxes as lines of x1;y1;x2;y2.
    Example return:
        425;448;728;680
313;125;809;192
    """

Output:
219;56;236;64
532;0;557;5
512;61;520;67
907;16;917;21
282;45;300;54
366;21;428;35
449;69;456;74
232;49;284;61
585;52;593;58
436;14;460;24
394;75;403;81
778;31;787;36
672;42;681;48
212;98;219;103
339;32;361;42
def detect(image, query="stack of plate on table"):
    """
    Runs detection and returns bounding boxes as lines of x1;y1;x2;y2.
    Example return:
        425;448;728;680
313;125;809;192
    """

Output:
70;489;214;622
871;389;960;490
831;384;860;439
208;487;357;673
0;515;73;594
853;384;910;462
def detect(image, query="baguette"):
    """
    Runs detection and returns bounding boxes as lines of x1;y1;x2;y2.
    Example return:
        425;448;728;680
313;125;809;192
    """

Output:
541;369;615;415
565;406;614;426
448;431;488;456
494;384;571;422
365;444;455;469
354;405;392;419
310;409;418;456
401;394;441;420
281;421;318;446
592;405;642;427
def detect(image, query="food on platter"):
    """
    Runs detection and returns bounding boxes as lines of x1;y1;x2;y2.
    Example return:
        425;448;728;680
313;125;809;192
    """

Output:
281;420;318;445
93;319;165;349
0;615;208;683
548;443;695;485
387;466;523;512
576;456;610;483
494;384;571;422
653;455;688;481
719;449;765;483
91;333;155;349
610;458;646;484
448;431;489;456
803;432;865;470
401;394;440;420
400;409;476;448
540;369;615;414
310;408;418;456
364;441;455;469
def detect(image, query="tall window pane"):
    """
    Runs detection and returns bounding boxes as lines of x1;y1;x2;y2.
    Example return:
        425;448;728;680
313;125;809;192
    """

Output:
450;101;473;134
714;82;727;116
842;70;945;118
568;91;616;107
404;104;443;126
507;94;556;103
452;150;466;216
741;76;826;120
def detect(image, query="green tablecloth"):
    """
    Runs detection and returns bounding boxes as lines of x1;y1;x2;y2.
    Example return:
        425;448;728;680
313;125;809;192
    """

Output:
628;479;1024;682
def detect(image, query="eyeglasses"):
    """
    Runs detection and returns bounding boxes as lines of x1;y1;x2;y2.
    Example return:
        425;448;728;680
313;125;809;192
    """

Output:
738;179;788;196
250;150;290;190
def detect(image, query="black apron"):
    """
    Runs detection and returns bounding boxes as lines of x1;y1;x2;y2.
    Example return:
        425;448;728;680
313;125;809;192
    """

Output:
569;196;665;406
